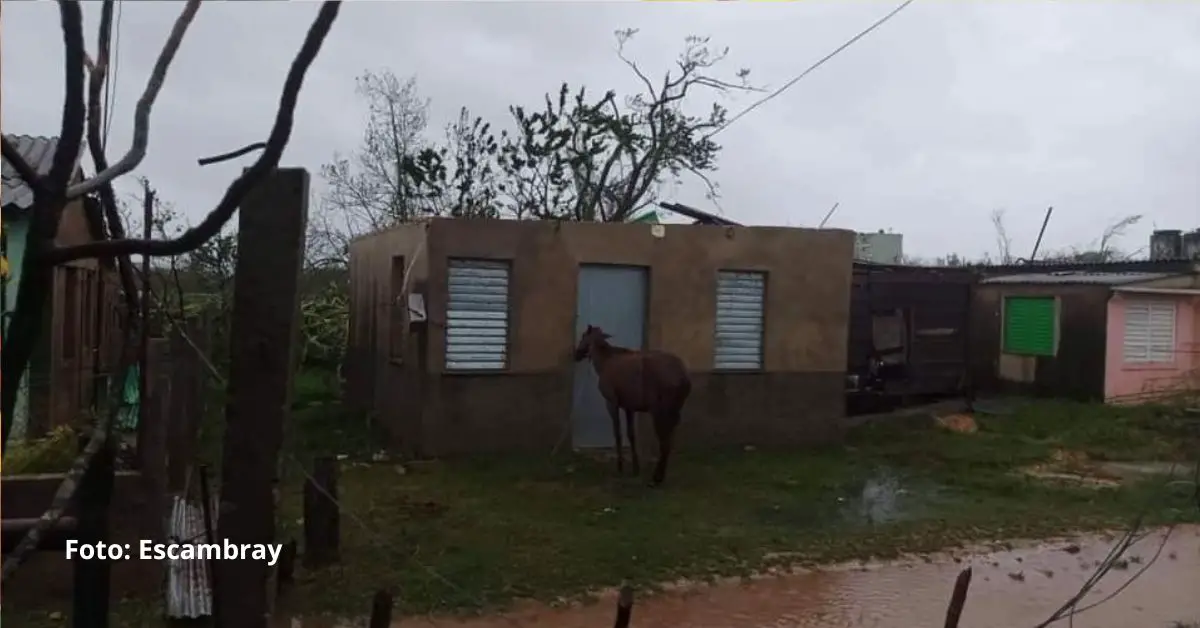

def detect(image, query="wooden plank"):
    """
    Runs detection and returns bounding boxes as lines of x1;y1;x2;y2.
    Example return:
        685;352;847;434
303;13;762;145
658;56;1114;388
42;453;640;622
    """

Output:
73;441;115;628
302;457;340;567
214;168;309;628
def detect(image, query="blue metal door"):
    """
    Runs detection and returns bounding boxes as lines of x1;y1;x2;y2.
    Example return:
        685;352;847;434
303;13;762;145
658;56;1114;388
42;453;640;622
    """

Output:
571;264;648;449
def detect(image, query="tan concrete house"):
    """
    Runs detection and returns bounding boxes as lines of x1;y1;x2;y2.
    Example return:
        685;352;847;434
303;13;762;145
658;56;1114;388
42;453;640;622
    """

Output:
346;218;857;457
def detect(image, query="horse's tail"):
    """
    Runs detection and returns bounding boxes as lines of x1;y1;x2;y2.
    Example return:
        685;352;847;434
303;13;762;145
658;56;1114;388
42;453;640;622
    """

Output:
669;371;692;414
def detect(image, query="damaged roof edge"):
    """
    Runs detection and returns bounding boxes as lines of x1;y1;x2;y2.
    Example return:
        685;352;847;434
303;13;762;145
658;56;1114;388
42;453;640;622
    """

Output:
1;134;86;212
657;202;743;226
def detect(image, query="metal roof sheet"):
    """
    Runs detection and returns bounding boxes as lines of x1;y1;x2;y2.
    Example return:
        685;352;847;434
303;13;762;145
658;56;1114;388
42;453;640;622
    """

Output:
980;271;1173;286
1;134;84;211
165;495;214;619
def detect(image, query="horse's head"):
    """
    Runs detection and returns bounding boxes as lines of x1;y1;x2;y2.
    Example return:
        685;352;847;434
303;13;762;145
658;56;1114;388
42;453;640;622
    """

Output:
573;324;611;362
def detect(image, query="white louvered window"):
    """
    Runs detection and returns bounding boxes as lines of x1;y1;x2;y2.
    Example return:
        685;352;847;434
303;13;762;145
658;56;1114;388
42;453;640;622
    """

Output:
1122;300;1175;364
445;259;510;371
714;270;766;370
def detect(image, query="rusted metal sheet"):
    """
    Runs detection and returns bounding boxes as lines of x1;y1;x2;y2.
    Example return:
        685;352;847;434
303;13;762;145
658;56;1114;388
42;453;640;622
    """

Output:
165;495;213;618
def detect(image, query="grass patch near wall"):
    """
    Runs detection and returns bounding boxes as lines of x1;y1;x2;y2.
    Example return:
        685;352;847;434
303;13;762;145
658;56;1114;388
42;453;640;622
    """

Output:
1;426;80;476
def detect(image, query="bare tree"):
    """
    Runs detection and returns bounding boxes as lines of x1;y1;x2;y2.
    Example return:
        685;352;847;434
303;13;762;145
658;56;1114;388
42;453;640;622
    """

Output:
0;0;340;580
1097;214;1143;260
1040;214;1144;263
320;71;432;233
990;208;1014;264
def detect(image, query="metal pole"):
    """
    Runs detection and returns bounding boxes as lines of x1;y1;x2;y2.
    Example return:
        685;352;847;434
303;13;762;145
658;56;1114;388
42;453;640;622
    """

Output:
817;201;841;229
137;182;153;459
1028;206;1054;262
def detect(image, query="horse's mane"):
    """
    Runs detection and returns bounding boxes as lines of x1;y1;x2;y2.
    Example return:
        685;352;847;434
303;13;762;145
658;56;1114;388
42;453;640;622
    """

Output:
595;337;634;356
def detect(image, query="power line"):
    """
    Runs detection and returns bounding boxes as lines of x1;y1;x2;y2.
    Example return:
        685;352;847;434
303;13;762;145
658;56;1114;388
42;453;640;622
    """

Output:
102;0;125;151
706;0;917;139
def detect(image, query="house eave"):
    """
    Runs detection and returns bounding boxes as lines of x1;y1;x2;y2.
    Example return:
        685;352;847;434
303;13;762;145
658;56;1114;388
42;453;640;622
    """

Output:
1111;286;1200;296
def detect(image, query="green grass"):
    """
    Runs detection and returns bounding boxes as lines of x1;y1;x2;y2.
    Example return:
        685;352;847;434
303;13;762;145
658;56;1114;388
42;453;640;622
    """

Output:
269;398;1198;618
1;426;79;476
6;395;1198;626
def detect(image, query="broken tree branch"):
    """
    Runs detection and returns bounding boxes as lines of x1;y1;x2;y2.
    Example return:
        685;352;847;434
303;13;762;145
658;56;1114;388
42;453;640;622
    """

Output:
65;0;201;200
1;422;107;580
1;138;44;192
43;0;342;265
197;142;267;167
0;338;129;582
86;0;141;317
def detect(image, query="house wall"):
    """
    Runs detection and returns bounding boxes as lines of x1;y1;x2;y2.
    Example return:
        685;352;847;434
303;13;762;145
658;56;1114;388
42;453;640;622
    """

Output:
969;283;1111;401
1104;293;1200;403
3;198;113;437
348;218;857;457
2;218;32;437
345;220;430;444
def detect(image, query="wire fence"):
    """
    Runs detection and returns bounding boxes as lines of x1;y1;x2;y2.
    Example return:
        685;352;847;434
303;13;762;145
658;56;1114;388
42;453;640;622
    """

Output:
148;283;1200;626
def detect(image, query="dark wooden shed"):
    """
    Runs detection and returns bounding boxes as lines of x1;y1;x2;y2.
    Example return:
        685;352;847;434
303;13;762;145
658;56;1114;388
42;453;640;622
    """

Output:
846;263;975;409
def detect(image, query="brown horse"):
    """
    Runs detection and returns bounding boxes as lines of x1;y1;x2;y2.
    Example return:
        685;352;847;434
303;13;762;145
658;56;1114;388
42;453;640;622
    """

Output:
573;324;691;486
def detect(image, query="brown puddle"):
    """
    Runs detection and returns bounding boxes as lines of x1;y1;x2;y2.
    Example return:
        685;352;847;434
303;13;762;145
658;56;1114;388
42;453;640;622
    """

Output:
282;525;1200;628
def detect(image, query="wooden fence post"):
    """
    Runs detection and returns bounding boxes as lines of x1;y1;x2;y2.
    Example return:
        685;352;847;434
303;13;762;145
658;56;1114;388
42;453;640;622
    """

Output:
72;440;115;628
214;168;309;628
943;567;973;628
368;590;393;628
276;539;297;594
166;327;198;493
139;339;171;548
614;585;634;628
303;456;340;567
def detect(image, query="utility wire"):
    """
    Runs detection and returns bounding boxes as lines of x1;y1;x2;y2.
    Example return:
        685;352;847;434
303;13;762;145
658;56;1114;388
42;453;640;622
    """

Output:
706;0;917;140
102;0;125;151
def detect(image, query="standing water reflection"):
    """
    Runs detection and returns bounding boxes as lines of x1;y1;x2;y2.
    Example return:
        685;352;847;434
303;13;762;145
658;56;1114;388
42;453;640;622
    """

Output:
280;526;1200;628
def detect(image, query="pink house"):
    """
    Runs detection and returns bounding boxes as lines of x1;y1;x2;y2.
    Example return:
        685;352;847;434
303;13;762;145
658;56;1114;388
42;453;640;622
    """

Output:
1104;270;1200;403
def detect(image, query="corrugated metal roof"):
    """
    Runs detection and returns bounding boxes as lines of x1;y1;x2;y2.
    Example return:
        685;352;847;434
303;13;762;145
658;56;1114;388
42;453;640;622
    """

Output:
1;134;83;211
980;271;1172;286
165;495;214;619
974;258;1197;273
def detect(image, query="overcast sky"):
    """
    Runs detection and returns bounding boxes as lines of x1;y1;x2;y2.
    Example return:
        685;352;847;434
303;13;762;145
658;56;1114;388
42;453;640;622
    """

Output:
4;1;1198;260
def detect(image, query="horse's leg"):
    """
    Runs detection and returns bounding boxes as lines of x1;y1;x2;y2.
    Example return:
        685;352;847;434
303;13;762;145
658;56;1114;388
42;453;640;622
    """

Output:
649;410;679;487
625;409;640;476
607;400;624;475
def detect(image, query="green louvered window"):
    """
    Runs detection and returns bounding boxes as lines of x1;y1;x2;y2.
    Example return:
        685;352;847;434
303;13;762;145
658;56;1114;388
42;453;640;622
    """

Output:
1002;296;1057;356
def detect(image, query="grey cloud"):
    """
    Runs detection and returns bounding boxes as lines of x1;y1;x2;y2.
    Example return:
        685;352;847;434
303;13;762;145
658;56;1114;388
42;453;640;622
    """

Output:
3;1;1197;259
